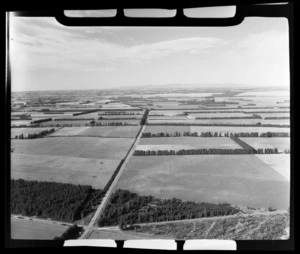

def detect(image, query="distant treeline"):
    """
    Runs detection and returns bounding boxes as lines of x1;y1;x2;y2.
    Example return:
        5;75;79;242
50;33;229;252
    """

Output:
11;179;104;222
44;112;64;114
30;118;52;124
147;123;289;127
140;109;149;125
141;131;289;138
54;118;94;121
98;189;240;228
99;112;142;115
265;117;290;119
72;109;99;116
98;117;139;120
98;108;143;111
14;128;56;139
195;116;261;119
93;122;138;126
133;148;278;156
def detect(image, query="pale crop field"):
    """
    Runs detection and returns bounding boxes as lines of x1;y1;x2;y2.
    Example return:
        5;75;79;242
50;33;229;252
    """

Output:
40;120;91;126
11;120;33;127
148;116;188;120
116;155;289;210
11;216;69;240
11;153;119;188
240;137;290;153
188;112;249;118
11;128;58;138
49;126;140;138
144;125;191;133
137;137;241;150
256;154;290;181
190;126;290;135
98;115;142;119
11;137;135;160
261;119;290;126
255;113;290;119
149;110;186;116
147;119;263;125
95;119;140;125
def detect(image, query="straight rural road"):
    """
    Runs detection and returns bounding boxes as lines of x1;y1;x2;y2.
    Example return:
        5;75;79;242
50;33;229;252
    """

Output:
80;124;146;239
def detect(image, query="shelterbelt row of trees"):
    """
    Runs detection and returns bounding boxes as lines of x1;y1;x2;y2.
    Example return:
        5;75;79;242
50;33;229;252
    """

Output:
98;189;240;228
133;148;278;156
140;109;149;125
141;131;290;138
30;118;52;124
92;121;138;126
54;118;94;121
11;179;104;222
147;123;289;127
14;128;56;139
98;112;142;115
72;109;99;116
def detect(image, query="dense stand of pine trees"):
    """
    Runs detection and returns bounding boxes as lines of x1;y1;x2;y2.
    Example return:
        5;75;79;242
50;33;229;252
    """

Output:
98;189;240;228
11;179;103;222
14;128;56;139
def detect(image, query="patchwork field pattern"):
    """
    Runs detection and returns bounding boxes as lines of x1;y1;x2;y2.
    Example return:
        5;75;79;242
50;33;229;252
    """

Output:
116;155;289;210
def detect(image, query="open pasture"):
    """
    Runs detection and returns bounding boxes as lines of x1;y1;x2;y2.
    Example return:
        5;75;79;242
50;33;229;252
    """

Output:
255;113;290;119
11;153;119;188
147;118;263;125
188;112;250;118
149;110;186;116
40;120;91;127
137;137;241;150
11;137;135;160
11;216;69;240
49;126;140;138
148;115;188;120
116;155;289;210
261;119;290;126
240;137;290;153
256;154;290;181
144;125;191;134
98;114;142;119
11;120;34;127
11;127;58;138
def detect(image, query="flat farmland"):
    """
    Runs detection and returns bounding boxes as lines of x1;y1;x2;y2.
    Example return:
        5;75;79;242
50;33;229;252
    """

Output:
261;119;290;126
40;120;91;126
149;110;186;116
11;120;33;127
254;113;290;119
240;138;290;153
11;153;119;188
49;126;140;138
11;127;59;138
116;155;289;210
147;119;262;125
188;112;250;118
11;216;69;240
137;137;241;150
144;125;191;134
256;154;290;181
11;137;135;160
190;126;290;135
98;115;142;119
148;116;188;120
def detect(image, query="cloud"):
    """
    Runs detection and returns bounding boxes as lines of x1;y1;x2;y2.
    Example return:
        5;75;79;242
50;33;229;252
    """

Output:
10;17;227;72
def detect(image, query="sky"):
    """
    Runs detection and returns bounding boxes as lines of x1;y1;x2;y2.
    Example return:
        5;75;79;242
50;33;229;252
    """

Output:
9;10;290;92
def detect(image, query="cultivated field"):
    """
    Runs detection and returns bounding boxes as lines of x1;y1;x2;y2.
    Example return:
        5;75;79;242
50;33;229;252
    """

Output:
49;126;141;138
255;112;290;119
11;137;135;160
11;127;59;138
116;155;289;210
11;120;33;127
11;216;69;240
11;153;119;188
256;154;290;181
147;118;289;126
144;125;191;133
137;137;242;150
187;112;250;118
240;137;290;153
40;120;91;126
